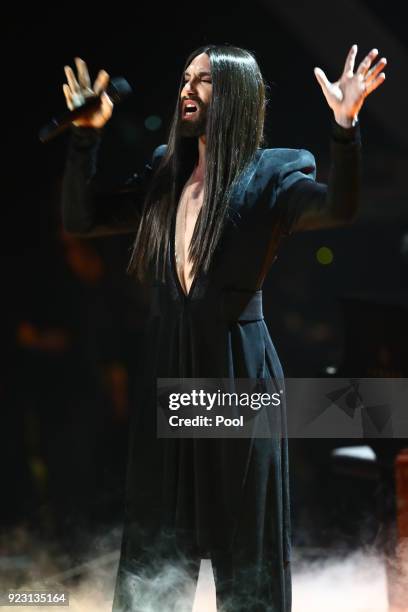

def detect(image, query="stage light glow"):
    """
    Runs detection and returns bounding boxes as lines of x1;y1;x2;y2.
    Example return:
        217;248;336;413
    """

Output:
316;246;334;265
144;115;162;131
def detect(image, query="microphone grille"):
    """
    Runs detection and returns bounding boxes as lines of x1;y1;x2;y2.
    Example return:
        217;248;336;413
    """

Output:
106;77;132;103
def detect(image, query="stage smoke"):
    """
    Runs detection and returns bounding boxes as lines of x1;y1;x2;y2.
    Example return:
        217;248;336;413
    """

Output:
1;524;407;610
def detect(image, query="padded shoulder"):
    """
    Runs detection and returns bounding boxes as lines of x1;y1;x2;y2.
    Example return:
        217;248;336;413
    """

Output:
151;144;168;169
261;146;315;180
256;148;316;201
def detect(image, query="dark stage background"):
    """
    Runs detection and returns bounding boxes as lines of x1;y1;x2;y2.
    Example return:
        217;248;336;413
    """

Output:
1;0;408;575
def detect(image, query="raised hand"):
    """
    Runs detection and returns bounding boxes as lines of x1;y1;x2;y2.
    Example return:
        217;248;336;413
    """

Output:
63;57;113;128
314;45;387;128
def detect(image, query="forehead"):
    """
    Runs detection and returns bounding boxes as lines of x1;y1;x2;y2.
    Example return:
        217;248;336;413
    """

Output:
185;52;211;73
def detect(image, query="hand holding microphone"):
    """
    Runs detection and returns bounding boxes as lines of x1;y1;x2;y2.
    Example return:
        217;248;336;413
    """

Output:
39;57;132;142
63;57;113;128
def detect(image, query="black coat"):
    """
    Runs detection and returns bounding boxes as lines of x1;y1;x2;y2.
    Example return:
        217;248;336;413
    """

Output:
61;122;361;612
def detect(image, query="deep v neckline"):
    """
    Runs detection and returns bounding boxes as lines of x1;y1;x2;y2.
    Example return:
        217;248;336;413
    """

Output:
170;203;200;300
169;150;263;301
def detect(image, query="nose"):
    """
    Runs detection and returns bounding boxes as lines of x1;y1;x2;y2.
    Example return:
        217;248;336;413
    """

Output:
183;76;197;96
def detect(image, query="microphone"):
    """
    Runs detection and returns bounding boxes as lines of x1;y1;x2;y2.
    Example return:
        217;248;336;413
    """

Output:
39;77;132;143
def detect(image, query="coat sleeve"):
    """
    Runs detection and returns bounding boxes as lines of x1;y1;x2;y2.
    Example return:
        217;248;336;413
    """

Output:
275;122;362;235
61;126;167;237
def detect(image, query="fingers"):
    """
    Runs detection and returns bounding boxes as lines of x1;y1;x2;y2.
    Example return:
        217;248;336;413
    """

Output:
357;48;379;76
64;58;109;95
74;57;91;90
93;69;110;95
365;72;386;96
62;83;74;110
64;61;86;108
64;64;80;94
63;58;110;111
343;44;358;75
100;91;114;112
314;67;332;101
366;57;387;84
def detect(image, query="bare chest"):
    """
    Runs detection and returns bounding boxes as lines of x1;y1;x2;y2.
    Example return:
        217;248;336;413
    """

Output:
174;178;204;296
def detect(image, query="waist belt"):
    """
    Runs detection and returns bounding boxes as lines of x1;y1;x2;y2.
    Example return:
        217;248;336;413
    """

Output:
220;289;263;322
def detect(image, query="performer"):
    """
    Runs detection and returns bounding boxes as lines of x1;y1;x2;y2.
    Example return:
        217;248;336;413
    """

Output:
61;44;386;611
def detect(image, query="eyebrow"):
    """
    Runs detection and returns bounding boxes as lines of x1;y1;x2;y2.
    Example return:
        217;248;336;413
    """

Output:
184;70;212;78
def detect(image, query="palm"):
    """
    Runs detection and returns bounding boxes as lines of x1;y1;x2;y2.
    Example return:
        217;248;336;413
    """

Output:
314;45;387;127
328;71;366;111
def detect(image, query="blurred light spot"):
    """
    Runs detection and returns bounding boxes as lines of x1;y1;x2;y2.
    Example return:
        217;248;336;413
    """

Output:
144;115;162;131
284;312;303;333
316;246;333;265
332;446;377;461
305;322;333;342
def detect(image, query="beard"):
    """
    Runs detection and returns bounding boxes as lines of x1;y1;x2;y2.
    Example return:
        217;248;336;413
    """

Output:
179;101;208;138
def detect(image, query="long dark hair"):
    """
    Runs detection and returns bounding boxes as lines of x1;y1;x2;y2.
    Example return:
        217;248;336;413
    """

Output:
127;44;266;282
